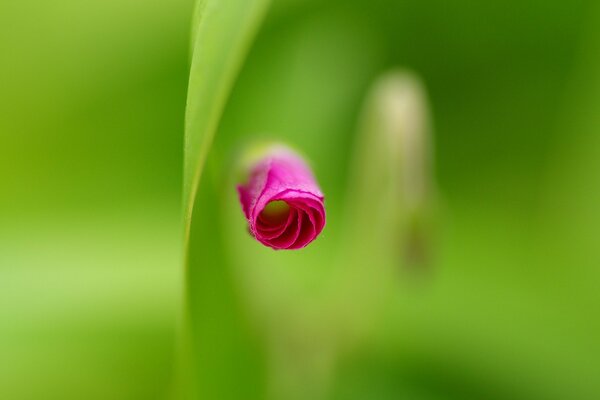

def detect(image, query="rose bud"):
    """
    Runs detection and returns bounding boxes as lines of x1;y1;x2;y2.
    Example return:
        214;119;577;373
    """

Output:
237;145;326;250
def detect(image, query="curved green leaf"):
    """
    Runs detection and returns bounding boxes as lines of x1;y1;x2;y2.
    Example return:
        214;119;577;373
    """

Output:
179;0;270;399
183;0;270;246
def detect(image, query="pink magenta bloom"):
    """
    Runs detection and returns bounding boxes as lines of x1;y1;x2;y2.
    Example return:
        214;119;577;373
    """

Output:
237;146;326;250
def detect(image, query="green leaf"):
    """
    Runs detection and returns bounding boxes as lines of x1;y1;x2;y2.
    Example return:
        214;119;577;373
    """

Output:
179;0;271;399
183;0;270;240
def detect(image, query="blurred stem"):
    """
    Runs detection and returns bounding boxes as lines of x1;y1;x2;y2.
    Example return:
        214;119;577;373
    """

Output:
268;337;334;400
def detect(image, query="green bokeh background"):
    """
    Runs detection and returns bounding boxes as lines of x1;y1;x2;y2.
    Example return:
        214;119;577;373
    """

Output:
2;0;599;399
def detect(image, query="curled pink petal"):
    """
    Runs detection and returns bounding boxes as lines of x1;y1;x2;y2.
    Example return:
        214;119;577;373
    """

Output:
237;145;326;250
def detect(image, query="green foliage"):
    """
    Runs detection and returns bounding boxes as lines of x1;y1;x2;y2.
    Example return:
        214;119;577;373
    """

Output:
182;0;271;398
182;1;600;399
2;0;600;399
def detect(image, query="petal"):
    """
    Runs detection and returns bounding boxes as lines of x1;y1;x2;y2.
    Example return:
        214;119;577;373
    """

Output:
291;210;316;249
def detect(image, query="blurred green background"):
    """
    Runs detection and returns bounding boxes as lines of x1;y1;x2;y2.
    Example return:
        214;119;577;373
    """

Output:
2;0;600;399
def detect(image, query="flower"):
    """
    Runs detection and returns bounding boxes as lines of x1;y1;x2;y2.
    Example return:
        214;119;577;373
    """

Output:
237;145;326;250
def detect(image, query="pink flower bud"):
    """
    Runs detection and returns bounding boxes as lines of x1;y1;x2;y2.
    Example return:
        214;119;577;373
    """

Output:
237;145;326;250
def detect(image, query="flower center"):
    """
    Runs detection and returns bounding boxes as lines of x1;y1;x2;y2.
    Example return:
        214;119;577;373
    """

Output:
260;200;290;225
